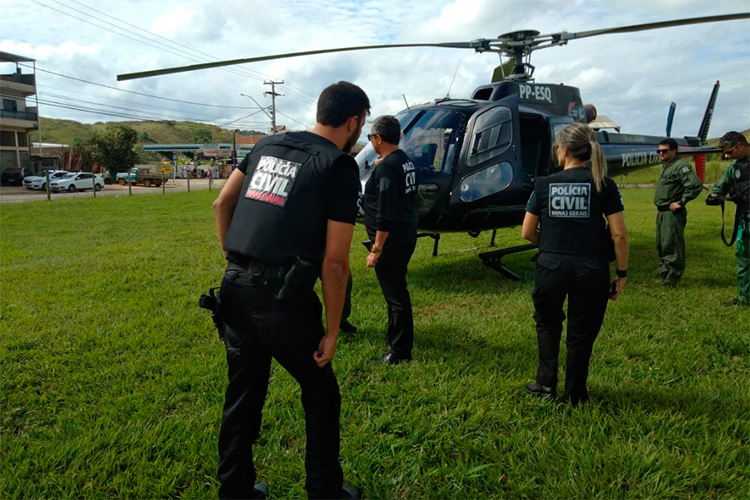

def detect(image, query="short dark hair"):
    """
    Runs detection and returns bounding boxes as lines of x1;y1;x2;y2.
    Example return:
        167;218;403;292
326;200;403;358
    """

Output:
371;115;401;145
316;81;370;127
719;131;748;148
659;138;678;150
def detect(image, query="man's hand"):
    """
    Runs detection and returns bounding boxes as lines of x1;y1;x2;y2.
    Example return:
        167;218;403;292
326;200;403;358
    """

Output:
366;252;380;268
669;201;682;212
313;334;338;367
609;277;627;300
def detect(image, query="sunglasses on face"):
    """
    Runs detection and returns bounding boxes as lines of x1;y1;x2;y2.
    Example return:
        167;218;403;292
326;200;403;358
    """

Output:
657;149;671;154
367;134;377;141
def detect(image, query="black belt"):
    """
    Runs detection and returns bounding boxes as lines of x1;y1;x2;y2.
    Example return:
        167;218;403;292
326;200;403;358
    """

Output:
226;259;289;283
657;205;672;212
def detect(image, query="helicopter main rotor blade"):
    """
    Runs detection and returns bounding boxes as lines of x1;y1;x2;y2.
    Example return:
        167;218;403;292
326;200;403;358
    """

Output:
552;13;749;42
117;41;489;81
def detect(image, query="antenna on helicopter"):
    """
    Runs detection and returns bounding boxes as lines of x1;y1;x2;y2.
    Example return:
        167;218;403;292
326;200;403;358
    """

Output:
446;59;463;98
402;94;410;110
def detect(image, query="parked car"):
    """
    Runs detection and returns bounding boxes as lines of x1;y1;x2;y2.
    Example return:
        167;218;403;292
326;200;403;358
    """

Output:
50;172;104;192
1;167;32;186
23;170;70;190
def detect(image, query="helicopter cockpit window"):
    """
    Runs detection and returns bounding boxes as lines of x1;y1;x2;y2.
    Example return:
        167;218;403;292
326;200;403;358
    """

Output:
356;108;465;183
460;162;513;202
398;109;464;176
467;106;513;167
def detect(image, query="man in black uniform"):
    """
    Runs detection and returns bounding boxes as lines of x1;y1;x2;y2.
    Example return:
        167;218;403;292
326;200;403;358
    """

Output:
212;81;370;499
363;115;418;365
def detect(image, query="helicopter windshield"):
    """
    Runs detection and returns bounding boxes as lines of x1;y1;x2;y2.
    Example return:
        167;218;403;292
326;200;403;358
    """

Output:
356;108;466;183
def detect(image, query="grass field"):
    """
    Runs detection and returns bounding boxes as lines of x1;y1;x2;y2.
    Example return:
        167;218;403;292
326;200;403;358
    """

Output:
1;187;748;499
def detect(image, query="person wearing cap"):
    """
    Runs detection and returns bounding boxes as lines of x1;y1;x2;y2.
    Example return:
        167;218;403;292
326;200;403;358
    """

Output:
706;131;750;306
653;138;703;287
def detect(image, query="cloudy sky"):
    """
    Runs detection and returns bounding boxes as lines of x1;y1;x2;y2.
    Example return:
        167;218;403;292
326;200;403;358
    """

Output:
2;0;749;141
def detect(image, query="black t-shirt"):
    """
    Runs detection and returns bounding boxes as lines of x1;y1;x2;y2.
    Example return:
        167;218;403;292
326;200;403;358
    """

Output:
224;131;359;265
363;149;418;242
526;167;624;257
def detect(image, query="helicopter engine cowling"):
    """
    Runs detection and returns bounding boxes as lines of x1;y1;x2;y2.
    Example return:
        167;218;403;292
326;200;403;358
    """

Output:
584;103;598;123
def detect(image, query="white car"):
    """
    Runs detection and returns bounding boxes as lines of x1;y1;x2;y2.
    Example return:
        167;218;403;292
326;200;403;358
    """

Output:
50;172;105;192
22;170;70;190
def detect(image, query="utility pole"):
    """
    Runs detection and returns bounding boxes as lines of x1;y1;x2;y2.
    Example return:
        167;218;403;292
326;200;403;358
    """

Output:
264;80;283;134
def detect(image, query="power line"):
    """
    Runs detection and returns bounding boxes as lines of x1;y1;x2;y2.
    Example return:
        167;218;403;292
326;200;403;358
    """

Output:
23;64;258;109
35;0;319;100
64;0;276;83
38;98;271;128
38;92;223;122
29;0;213;65
36;84;229;120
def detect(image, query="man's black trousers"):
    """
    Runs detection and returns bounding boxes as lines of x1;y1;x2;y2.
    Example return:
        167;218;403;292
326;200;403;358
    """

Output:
374;238;416;360
217;270;343;499
531;253;610;404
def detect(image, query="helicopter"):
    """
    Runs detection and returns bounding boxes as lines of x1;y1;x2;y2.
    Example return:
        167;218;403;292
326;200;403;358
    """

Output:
118;13;749;277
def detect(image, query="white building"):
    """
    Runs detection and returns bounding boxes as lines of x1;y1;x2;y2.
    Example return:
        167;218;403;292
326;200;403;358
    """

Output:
0;51;39;175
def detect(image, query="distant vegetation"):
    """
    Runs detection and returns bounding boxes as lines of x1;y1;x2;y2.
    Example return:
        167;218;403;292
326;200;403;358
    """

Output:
38;118;265;147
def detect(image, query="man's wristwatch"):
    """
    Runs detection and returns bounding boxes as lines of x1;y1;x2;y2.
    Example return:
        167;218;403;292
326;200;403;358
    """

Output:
371;245;382;254
616;269;628;278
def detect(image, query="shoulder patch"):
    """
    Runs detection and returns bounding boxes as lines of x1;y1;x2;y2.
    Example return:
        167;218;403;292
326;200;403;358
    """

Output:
681;166;691;173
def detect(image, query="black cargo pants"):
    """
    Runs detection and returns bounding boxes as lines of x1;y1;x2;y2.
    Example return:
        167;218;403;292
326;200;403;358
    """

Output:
532;252;610;404
217;267;343;499
374;237;417;360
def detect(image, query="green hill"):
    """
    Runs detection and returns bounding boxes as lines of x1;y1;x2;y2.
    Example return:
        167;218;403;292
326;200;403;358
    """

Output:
38;118;263;146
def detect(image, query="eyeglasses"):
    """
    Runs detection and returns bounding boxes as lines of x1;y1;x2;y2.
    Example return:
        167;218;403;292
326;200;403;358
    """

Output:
656;149;671;154
367;134;378;141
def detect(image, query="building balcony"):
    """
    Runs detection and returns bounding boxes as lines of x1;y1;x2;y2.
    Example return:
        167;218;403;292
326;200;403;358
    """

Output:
1;109;37;121
0;74;36;97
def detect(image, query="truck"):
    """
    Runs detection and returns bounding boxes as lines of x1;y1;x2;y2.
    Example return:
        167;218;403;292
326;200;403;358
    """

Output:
116;165;167;187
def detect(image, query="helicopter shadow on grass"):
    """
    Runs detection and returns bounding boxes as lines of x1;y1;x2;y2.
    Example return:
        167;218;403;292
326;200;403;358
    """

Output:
592;384;749;423
406;246;538;294
411;316;538;376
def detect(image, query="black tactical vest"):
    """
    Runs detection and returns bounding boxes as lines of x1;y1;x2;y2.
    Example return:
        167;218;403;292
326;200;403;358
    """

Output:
534;170;613;258
224;132;349;265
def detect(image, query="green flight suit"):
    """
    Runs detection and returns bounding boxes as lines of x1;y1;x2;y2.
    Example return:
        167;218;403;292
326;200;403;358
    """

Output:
710;159;750;305
653;157;704;284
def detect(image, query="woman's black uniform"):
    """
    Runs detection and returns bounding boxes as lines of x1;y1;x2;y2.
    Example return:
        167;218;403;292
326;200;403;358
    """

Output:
526;166;624;404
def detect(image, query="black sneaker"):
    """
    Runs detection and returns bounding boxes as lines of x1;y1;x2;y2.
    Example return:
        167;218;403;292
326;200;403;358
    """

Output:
341;484;362;500
253;482;269;499
524;383;556;399
340;320;358;333
373;353;410;365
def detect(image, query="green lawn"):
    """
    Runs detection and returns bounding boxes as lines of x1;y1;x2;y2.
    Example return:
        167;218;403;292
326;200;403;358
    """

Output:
1;188;748;499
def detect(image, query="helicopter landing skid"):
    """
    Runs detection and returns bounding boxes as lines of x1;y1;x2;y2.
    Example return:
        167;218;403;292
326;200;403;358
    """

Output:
478;243;537;280
417;229;500;257
417;232;441;257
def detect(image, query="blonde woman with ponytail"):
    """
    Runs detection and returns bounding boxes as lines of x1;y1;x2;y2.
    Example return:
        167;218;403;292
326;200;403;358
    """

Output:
521;122;629;405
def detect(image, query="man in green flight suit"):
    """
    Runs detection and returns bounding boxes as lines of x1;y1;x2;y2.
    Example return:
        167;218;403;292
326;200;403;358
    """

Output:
653;138;704;286
707;131;750;306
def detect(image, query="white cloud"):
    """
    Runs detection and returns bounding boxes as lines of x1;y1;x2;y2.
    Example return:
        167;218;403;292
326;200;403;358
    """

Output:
0;0;747;137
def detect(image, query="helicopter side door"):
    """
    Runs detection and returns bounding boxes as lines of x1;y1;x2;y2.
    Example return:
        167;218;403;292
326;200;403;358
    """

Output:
451;95;523;211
